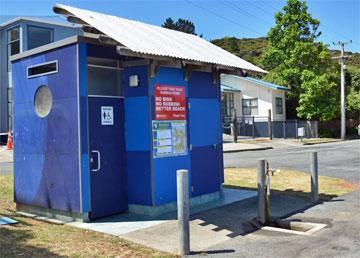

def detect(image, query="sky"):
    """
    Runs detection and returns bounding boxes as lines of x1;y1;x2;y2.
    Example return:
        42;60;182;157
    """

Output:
1;0;359;53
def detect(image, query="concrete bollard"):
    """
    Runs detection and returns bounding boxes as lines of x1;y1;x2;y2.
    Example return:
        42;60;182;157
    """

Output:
310;152;319;202
258;159;269;225
177;169;190;255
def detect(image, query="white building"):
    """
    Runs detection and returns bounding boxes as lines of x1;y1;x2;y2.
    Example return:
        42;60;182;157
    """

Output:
221;74;290;121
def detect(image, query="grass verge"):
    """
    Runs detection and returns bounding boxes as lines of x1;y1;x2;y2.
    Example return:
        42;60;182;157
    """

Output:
0;175;175;258
224;167;359;199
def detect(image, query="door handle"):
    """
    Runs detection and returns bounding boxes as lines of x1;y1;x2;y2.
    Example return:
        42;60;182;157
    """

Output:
91;150;101;172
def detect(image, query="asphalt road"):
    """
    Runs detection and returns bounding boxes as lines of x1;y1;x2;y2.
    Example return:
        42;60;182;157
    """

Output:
224;139;360;183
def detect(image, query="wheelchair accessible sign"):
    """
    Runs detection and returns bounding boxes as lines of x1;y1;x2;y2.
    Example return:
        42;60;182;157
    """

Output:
101;106;114;125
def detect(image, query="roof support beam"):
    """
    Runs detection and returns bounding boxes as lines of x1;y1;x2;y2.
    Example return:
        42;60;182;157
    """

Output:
183;63;193;81
67;15;88;25
82;25;102;34
212;65;220;84
150;59;160;78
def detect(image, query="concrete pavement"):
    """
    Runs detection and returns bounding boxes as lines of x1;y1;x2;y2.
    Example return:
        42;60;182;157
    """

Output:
193;190;360;258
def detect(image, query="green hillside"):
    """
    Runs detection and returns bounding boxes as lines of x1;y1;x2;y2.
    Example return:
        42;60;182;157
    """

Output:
211;37;360;70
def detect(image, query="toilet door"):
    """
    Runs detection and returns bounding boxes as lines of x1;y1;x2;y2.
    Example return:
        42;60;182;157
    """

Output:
87;59;127;220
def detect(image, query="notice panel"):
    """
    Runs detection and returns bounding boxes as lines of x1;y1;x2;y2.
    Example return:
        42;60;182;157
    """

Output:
154;84;186;120
152;120;187;158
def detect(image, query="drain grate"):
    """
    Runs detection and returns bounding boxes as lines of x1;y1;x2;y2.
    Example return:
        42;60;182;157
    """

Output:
261;219;327;236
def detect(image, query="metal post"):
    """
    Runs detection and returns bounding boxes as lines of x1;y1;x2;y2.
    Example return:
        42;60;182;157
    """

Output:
232;109;237;143
258;160;269;225
310;152;319;202
252;116;255;139
333;41;352;140
340;56;346;140
177;169;190;255
268;109;272;140
283;120;286;139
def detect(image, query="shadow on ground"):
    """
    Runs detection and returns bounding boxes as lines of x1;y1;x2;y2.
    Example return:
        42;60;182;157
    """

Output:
0;226;65;258
190;189;342;239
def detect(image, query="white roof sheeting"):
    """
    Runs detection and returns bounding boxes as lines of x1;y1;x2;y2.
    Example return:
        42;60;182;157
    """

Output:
54;4;267;74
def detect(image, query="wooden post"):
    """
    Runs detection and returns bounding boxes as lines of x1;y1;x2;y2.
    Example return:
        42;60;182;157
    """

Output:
268;109;272;140
232;109;238;143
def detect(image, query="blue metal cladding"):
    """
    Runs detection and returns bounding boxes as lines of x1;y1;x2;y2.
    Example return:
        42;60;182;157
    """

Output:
13;44;81;213
190;145;222;196
188;98;221;147
126;151;152;205
153;155;191;205
188;71;218;99
124;96;151;151
123;66;149;97
79;42;90;213
150;67;192;205
123;65;153;205
188;71;223;196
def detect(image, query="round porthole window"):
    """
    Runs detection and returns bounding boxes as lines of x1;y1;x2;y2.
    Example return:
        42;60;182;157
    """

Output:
34;85;52;118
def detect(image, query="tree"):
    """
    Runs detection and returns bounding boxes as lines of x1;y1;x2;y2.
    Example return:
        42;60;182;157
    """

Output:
261;0;339;121
162;18;175;30
162;17;199;36
346;68;360;117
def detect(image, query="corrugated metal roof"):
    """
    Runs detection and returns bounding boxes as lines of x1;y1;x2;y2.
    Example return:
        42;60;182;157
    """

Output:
239;77;290;91
53;4;267;74
221;83;241;93
223;75;290;91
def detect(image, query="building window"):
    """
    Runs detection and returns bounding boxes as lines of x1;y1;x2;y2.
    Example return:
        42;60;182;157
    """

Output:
275;97;283;114
221;93;234;117
7;26;20;72
242;98;258;116
27;61;58;78
27;25;53;50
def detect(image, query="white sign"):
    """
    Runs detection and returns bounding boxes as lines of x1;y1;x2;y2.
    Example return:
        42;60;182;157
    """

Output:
101;106;114;125
298;127;304;137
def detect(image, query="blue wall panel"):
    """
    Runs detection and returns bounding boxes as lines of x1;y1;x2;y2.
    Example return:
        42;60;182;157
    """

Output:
79;42;90;213
153;155;191;205
123;66;149;97
44;154;81;211
13;44;81;213
189;98;221;147
123;65;152;206
14;154;45;207
124;96;151;151
190;145;221;197
188;71;218;99
150;66;191;205
13;102;45;155
126;151;152;205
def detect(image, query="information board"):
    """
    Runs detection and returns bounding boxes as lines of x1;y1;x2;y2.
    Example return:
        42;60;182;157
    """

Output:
152;120;187;158
154;84;186;120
